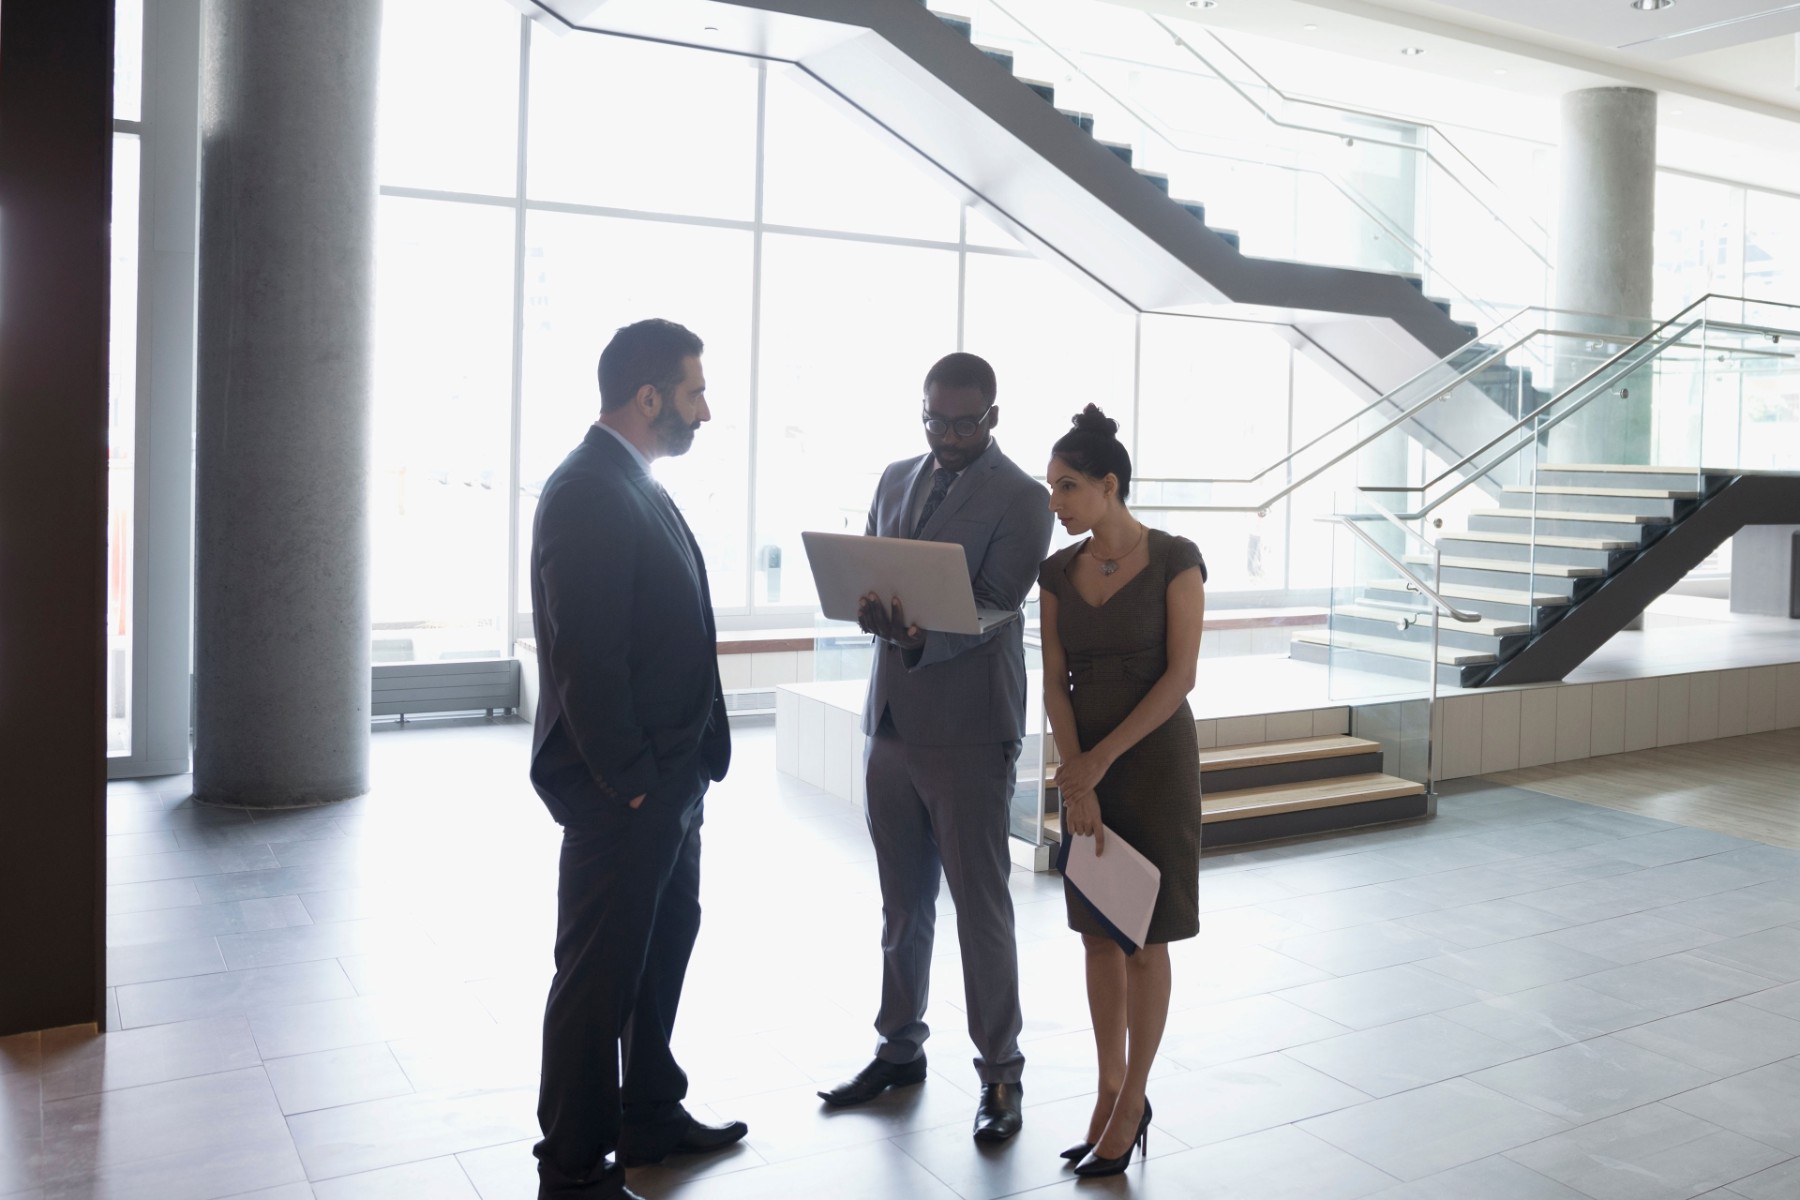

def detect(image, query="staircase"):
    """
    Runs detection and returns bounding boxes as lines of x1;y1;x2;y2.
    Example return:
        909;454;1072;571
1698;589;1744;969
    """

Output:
1293;464;1800;687
520;0;1535;460
1049;731;1428;848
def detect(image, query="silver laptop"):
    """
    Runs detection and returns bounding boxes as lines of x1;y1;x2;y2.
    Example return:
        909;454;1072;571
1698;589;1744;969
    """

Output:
801;531;1019;636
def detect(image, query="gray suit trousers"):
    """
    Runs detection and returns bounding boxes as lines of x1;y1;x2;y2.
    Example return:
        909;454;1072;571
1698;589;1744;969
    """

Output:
863;713;1025;1084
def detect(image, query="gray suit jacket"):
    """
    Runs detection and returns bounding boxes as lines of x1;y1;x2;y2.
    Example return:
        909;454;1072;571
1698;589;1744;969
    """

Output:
861;440;1054;746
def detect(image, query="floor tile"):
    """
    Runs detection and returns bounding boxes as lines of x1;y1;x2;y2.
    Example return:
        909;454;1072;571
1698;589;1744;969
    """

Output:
1275;964;1488;1030
106;935;227;987
38;1016;261;1101
1689;925;1800;984
309;1156;479;1199
1664;1059;1800;1155
1577;953;1787;1017
1468;1035;1719;1123
1654;888;1800;938
1159;993;1352;1070
1413;934;1615;994
1113;1123;1399;1199
265;1043;414;1116
1364;1153;1589;1199
1504;1102;1787;1200
1541;910;1726;966
1272;922;1455;976
1613;999;1800;1075
1723;1155;1800;1199
1299;1077;1570;1182
1396;899;1576;949
285;1085;536;1180
1284;1014;1525;1098
632;1138;957;1199
116;960;357;1029
453;1138;536;1200
1132;1051;1371;1148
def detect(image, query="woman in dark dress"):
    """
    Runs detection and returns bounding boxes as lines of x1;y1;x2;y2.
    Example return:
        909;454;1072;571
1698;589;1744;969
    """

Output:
1037;406;1206;1178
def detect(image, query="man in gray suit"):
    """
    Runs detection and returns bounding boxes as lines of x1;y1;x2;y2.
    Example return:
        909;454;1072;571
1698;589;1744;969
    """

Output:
817;352;1054;1142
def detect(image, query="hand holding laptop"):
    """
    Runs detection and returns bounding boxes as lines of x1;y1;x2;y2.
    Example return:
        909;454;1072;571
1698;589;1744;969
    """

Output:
857;592;923;650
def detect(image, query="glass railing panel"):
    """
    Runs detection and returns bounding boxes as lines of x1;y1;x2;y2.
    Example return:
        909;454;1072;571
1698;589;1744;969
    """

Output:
1322;510;1436;705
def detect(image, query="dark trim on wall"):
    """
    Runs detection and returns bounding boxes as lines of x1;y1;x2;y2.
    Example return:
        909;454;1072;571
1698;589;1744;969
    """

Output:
0;0;115;1035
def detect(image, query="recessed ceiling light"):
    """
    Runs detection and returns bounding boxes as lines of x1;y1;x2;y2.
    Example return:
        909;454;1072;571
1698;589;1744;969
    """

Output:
1492;67;1509;75
1399;46;1425;56
1303;23;1318;30
1186;1;1217;9
1632;0;1675;10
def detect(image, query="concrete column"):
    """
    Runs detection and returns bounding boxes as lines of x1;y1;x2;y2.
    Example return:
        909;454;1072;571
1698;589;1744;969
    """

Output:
192;0;382;807
1551;86;1657;467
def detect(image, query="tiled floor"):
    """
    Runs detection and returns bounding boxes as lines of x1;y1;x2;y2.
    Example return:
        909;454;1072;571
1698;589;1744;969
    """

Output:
4;718;1800;1198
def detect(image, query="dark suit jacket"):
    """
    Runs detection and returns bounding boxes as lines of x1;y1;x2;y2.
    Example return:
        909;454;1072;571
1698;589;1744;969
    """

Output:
861;440;1054;746
529;426;730;825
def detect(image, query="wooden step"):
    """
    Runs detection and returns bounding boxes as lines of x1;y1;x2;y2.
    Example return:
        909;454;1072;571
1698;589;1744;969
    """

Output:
1502;484;1699;500
1405;554;1605;578
1538;463;1704;475
1445;529;1637;552
1198;735;1380;771
1368;579;1572;607
1046;735;1377;787
1484;507;1669;525
1204;772;1425;822
1334;603;1528;637
1291;629;1497;666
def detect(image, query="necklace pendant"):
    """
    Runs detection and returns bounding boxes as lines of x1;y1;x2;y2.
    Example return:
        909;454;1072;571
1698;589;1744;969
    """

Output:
1100;559;1118;576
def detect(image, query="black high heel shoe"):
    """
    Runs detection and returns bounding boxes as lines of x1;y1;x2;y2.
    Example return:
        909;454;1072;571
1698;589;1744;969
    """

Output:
1072;1099;1151;1178
1058;1141;1093;1162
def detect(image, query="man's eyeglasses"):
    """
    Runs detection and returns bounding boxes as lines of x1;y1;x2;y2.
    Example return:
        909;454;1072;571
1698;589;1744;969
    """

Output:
921;404;995;439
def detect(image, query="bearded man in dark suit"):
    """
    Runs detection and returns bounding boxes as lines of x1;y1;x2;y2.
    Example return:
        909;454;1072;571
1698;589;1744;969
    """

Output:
527;318;744;1200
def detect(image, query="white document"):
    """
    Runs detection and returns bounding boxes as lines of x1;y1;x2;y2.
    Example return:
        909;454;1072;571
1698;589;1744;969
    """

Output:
1062;824;1162;951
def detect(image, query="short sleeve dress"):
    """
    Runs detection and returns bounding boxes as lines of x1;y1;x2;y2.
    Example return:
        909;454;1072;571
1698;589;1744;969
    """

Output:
1038;528;1207;944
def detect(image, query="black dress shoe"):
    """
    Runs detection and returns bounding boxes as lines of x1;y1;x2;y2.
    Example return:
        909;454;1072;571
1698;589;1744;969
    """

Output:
817;1055;928;1107
1058;1140;1093;1162
616;1115;749;1166
972;1082;1023;1142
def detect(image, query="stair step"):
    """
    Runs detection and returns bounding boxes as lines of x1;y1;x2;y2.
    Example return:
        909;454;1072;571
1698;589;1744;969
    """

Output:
1292;629;1498;666
1176;199;1206;222
1370;579;1572;608
1204;772;1426;822
1404;553;1605;578
1059;109;1095;134
1137;169;1170;193
1199;735;1381;771
1016;76;1055;104
1096;140;1132;167
1215;228;1241;251
934;12;973;39
1485;508;1670;526
1429;297;1452;317
1502;484;1700;500
1444;529;1638;552
1538;463;1707;475
978;47;1014;72
1334;603;1528;638
1048;735;1376;787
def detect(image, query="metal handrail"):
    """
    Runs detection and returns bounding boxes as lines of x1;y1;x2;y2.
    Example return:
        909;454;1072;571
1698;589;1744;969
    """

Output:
1161;20;1549;258
1131;326;1595;514
1374;294;1800;521
1323;510;1479;624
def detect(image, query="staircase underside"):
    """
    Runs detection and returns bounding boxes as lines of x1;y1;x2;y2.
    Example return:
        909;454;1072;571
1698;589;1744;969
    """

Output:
523;0;1515;461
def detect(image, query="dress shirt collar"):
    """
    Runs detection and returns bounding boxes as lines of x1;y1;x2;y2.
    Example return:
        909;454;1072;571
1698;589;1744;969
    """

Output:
594;420;653;475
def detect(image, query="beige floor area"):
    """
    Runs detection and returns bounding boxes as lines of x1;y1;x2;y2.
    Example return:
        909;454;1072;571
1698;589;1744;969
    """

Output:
1488;728;1800;850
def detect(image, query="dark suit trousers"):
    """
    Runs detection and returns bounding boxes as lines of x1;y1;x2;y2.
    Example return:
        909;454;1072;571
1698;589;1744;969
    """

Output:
534;762;707;1197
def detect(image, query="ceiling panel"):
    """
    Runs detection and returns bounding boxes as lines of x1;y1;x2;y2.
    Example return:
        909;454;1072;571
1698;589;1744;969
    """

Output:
1422;0;1800;59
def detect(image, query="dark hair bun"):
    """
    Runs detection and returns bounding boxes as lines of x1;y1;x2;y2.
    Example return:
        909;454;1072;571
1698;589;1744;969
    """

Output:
1071;404;1118;438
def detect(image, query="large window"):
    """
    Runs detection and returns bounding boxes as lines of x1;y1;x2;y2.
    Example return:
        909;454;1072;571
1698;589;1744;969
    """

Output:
108;0;145;756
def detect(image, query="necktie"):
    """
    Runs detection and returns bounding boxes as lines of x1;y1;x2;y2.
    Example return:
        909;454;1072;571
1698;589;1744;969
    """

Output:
912;467;956;538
